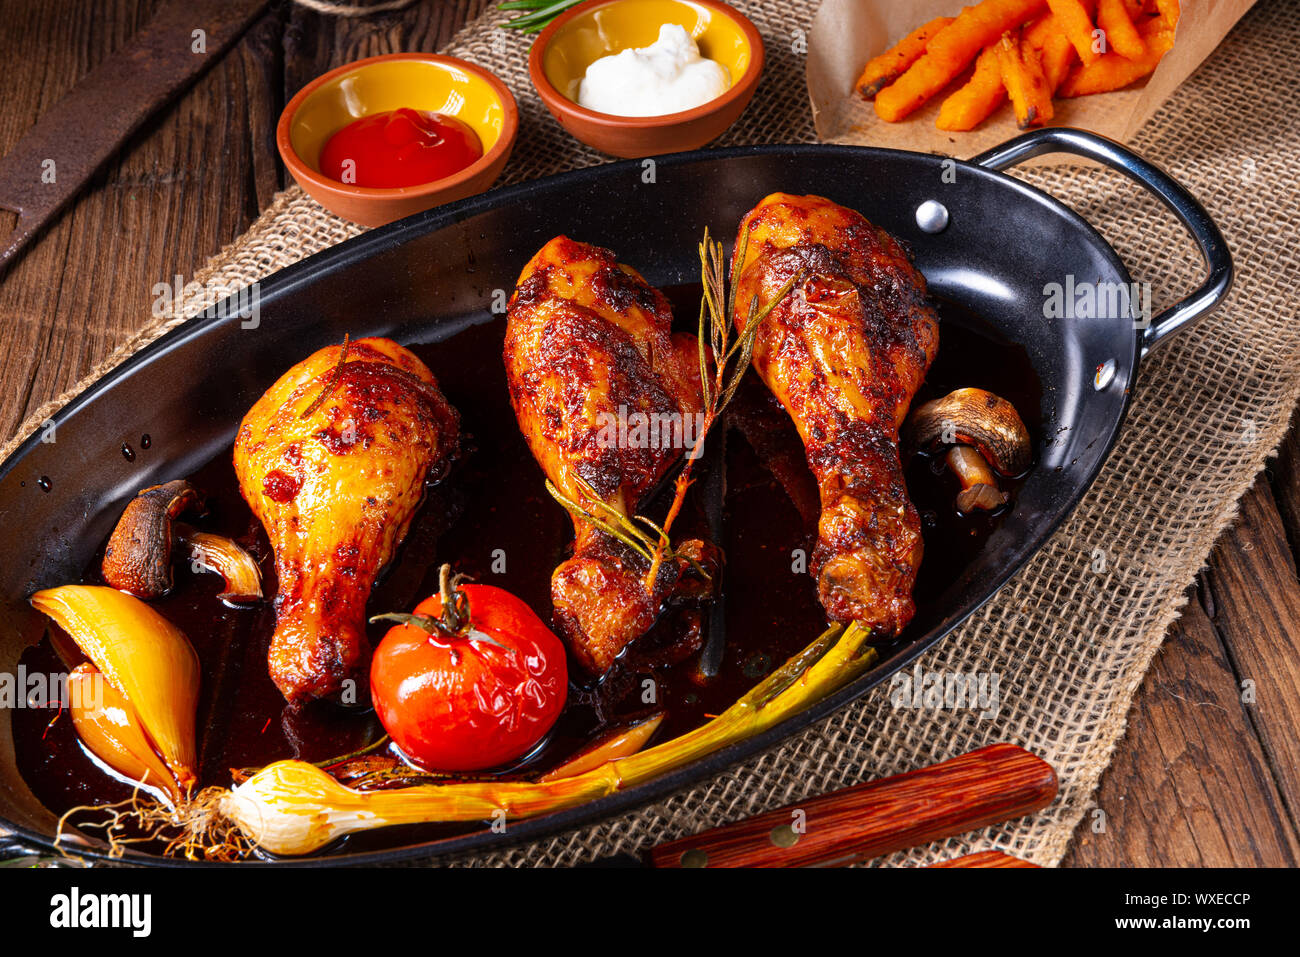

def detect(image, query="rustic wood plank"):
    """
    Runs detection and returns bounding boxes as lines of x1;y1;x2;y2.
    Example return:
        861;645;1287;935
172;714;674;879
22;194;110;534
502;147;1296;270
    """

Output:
0;0;278;446
239;6;292;208
1267;411;1300;568
1062;574;1299;866
1063;475;1300;866
1203;476;1300;826
0;0;492;438
284;0;491;103
0;0;156;441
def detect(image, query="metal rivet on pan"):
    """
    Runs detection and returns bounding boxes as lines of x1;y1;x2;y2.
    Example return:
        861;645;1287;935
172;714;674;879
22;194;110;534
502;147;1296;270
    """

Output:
679;848;709;868
1094;358;1117;390
769;824;800;848
915;199;949;234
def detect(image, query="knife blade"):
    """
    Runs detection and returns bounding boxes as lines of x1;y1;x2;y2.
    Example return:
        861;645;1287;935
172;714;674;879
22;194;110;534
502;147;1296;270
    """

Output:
0;0;269;272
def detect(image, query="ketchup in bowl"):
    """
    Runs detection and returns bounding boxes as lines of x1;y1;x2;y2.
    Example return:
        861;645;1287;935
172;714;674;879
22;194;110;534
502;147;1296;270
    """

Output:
319;108;483;189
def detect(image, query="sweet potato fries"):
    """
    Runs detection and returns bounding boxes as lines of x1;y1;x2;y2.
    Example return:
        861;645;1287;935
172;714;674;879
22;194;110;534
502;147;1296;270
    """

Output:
857;0;1181;132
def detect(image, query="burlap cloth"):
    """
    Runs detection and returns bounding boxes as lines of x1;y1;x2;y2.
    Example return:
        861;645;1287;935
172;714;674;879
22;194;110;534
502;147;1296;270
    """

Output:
4;0;1297;866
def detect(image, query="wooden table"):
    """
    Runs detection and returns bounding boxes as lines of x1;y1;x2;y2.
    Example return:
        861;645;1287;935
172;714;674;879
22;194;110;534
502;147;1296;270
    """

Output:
2;0;1295;867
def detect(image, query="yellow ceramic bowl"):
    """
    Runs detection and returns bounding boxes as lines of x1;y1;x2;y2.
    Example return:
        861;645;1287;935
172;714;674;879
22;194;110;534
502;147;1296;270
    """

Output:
530;0;764;158
277;54;518;227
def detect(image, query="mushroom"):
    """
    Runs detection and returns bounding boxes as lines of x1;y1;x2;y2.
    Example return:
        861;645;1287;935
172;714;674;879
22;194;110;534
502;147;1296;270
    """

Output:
102;479;262;603
102;480;202;597
947;444;1010;513
176;523;263;605
906;387;1032;514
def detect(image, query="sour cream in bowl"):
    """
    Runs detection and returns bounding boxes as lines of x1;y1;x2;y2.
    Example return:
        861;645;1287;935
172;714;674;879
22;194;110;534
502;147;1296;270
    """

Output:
529;0;765;159
577;24;731;117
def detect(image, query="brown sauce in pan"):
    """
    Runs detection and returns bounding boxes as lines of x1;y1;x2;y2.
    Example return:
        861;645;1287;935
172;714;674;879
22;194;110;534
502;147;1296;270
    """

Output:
11;294;1039;857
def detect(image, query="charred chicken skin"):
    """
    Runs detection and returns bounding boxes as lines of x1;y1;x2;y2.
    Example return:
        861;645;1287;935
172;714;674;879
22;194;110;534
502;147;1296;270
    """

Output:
234;338;459;702
733;194;939;636
504;236;704;674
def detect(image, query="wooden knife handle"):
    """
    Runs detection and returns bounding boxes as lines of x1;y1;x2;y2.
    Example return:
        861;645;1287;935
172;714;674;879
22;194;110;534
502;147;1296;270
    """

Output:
929;850;1038;867
649;743;1056;868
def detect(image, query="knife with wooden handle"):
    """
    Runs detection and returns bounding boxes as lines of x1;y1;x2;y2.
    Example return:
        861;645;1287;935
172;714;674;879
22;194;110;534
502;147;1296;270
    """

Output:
929;850;1038;867
642;743;1056;868
0;0;269;271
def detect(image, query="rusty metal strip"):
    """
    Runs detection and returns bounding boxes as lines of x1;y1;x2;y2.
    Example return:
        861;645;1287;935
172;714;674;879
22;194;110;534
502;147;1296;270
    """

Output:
0;0;270;272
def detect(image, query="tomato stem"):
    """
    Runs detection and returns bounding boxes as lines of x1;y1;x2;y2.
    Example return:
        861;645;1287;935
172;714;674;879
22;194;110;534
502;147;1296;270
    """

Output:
437;563;472;636
370;565;512;653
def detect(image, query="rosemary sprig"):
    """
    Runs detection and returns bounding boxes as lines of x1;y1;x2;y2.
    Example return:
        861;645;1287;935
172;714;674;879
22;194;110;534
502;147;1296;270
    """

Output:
546;477;707;578
548;228;802;595
640;228;801;591
300;333;350;419
498;0;584;31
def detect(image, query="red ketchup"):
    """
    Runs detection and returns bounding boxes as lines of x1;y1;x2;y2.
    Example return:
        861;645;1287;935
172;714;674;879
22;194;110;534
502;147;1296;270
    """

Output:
319;108;483;189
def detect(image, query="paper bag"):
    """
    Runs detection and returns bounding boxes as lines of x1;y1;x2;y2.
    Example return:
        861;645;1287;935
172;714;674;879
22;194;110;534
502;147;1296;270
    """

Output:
806;0;1258;162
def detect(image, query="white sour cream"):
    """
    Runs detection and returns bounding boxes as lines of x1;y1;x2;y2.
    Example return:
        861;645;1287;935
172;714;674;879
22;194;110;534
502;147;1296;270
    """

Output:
577;24;731;117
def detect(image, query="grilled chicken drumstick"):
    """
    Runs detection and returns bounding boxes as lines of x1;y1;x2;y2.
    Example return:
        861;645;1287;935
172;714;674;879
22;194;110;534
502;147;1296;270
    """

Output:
234;337;459;702
732;194;940;636
505;236;705;674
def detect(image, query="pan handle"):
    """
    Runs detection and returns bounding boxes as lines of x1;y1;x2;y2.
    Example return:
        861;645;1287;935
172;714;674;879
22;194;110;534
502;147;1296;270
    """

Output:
0;830;37;866
0;830;75;867
971;127;1233;357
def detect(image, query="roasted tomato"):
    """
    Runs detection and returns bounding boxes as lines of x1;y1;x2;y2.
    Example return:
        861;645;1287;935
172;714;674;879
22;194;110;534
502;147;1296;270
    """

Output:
370;568;567;772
